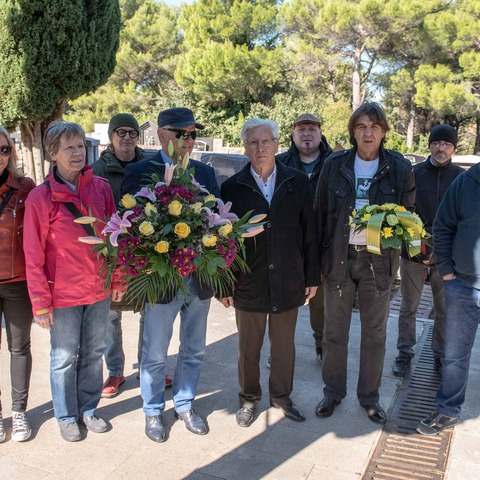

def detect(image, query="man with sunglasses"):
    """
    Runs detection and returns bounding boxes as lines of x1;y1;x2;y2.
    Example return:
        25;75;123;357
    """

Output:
93;114;152;400
121;107;219;443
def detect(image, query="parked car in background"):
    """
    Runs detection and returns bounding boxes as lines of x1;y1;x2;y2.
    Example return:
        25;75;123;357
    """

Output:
199;153;250;186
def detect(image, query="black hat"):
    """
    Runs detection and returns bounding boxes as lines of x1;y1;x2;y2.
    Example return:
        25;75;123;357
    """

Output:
108;113;140;138
157;108;205;130
429;124;457;148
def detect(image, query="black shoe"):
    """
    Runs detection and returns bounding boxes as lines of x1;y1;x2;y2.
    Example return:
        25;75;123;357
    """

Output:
272;402;305;422
145;415;167;443
174;409;209;435
236;406;255;427
362;403;387;424
315;396;340;417
316;348;323;366
392;355;411;377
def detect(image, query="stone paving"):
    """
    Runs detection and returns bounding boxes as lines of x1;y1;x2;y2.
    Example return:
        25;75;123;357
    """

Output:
0;293;479;479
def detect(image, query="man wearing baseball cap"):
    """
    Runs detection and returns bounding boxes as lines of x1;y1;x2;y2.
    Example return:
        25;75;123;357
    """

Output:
276;113;332;364
393;124;463;378
121;108;219;443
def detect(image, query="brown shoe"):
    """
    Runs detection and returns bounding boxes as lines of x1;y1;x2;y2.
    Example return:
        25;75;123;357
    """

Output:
101;375;125;398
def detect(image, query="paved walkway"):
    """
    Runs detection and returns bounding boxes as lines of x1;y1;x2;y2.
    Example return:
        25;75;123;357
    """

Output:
1;294;479;479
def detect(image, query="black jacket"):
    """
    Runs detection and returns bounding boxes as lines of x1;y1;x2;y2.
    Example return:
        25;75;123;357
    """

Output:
221;161;320;313
121;151;220;302
315;146;415;292
401;157;464;262
276;135;332;201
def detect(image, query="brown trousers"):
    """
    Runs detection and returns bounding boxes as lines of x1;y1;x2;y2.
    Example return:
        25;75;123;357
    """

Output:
235;308;299;408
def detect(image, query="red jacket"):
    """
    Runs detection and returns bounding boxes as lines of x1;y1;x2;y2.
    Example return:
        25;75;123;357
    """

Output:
24;166;123;315
0;174;36;284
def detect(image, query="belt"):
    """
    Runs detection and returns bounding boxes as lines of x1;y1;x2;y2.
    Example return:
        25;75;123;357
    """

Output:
349;244;369;252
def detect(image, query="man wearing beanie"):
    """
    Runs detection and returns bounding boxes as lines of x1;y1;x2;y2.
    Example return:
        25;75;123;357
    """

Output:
93;113;151;399
392;124;463;378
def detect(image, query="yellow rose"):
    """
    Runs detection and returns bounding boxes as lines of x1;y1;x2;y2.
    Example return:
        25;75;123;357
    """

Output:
174;222;191;239
144;202;157;217
204;194;216;204
202;234;218;247
218;223;233;238
155;241;169;254
139;221;155;236
191;202;203;214
168;200;182;216
121;194;137;209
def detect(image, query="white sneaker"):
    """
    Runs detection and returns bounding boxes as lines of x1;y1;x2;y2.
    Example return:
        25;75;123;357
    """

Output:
0;411;5;442
12;411;32;442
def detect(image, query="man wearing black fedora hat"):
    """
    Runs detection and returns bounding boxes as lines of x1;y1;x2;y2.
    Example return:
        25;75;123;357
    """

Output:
122;107;219;443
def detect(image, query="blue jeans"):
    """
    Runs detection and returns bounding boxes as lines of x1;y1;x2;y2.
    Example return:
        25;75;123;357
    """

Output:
104;310;125;376
436;278;480;417
140;275;211;416
50;297;110;423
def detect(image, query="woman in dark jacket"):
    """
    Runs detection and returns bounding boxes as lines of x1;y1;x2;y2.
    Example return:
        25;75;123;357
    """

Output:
0;126;36;443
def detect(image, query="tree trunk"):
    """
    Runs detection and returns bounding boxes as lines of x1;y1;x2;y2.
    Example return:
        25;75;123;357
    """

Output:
475;117;480;155
352;44;363;111
20;122;44;184
406;103;415;150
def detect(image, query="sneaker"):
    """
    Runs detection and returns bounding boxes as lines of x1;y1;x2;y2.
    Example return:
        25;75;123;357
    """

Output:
59;421;82;442
80;415;108;433
392;355;411;377
0;411;5;443
417;411;458;436
101;375;125;398
12;411;32;442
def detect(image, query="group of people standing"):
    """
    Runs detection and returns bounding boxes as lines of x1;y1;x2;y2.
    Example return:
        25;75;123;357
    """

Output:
0;102;478;446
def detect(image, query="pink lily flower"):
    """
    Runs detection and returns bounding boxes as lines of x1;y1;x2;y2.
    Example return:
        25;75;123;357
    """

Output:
248;213;267;224
164;163;176;186
241;225;265;238
191;178;210;194
102;210;134;246
134;187;156;202
78;236;104;244
201;198;239;227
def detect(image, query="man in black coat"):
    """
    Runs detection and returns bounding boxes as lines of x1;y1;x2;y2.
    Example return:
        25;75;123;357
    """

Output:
121;108;219;443
219;118;320;428
393;125;464;378
314;103;415;425
276;113;332;363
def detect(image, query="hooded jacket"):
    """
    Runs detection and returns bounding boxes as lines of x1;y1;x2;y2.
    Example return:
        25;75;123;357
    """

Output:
24;165;123;315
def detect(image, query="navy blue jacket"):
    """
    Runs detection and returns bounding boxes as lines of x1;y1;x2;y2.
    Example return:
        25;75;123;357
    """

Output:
434;163;480;289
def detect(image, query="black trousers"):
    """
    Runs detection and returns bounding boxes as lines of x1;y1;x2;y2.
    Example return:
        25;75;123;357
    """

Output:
0;280;33;411
235;308;298;408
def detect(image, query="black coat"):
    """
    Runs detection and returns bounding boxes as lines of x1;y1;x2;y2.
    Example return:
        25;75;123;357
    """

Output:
315;147;415;292
221;161;320;313
121;151;220;302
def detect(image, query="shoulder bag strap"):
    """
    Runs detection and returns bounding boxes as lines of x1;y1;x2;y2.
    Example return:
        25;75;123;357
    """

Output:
0;187;15;216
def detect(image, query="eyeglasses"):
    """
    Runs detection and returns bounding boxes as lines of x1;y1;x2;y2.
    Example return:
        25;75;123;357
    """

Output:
431;141;454;149
162;128;197;140
115;129;139;139
246;139;277;149
0;145;12;156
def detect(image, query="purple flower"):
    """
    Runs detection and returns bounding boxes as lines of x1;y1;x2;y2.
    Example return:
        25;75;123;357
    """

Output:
134;187;157;202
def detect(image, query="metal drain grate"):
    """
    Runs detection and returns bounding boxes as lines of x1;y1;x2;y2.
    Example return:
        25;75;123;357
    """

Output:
362;325;454;480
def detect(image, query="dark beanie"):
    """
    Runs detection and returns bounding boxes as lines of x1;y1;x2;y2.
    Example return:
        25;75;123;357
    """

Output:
108;113;140;138
429;124;457;148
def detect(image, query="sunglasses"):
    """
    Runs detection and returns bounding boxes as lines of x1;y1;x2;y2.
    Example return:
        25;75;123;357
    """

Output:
115;129;139;138
163;128;197;140
0;145;12;157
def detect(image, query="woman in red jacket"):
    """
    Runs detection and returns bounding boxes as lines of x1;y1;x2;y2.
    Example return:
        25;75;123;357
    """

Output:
24;121;125;442
0;126;35;443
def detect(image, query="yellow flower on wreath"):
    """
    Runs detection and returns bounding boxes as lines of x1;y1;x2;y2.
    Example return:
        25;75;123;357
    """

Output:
121;193;137;209
406;227;416;238
394;205;407;212
174;222;191;239
139;221;155;236
381;227;393;238
168;200;182;216
218;223;233;237
362;213;372;222
202;234;218;247
155;241;169;254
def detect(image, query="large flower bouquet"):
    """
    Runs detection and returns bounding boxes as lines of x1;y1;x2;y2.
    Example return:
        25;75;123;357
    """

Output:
349;203;430;257
77;160;265;307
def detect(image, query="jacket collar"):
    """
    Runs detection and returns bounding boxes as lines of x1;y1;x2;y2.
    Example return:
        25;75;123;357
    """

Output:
4;173;21;190
46;165;94;200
